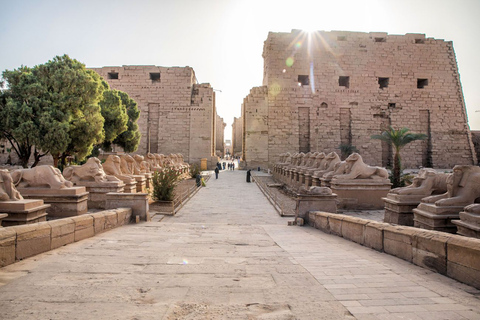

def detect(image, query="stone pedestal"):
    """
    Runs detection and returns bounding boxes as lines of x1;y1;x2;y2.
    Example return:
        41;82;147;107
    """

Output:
144;173;153;190
453;211;480;238
383;194;425;226
105;192;149;221
321;177;332;188
133;175;147;193
0;200;50;226
292;171;300;189
413;203;463;233
17;187;89;219
0;213;8;226
74;181;125;209
122;180;137;193
312;176;321;187
304;174;313;188
331;179;391;210
295;193;337;224
298;172;306;186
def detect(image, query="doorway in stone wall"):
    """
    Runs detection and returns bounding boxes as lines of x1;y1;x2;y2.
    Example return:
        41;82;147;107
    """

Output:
299;107;310;153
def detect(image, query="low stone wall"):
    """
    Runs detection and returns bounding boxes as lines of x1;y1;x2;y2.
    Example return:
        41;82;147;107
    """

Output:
0;208;132;268
308;211;480;290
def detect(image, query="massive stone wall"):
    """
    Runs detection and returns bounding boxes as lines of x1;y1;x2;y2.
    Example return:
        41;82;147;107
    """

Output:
243;86;269;168
90;66;217;166
232;117;243;157
243;30;476;169
215;114;226;157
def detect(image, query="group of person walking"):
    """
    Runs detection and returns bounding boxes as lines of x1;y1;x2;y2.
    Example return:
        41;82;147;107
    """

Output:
214;161;236;179
212;160;253;183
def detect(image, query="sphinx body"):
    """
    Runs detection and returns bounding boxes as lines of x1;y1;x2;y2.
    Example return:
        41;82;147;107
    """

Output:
120;154;136;175
314;152;342;179
422;165;480;207
133;154;149;174
102;155;136;184
390;168;448;196
0;169;23;201
333;153;388;180
11;165;73;189
63;157;120;184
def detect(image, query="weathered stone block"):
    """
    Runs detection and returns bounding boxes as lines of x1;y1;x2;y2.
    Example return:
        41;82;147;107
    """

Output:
364;221;386;251
447;261;480;290
105;193;150;221
116;208;132;226
412;230;450;274
12;223;51;260
78;181;124;209
413;203;462;233
383;194;425;226
308;212;316;227
17;187;89;218
0;213;7;226
383;225;416;262
447;236;480;273
105;193;149;221
295;193;337;225
72;215;94;241
0;199;50;226
104;210;118;230
341;216;367;245
48;218;75;250
90;212;107;234
330;179;391;210
313;212;330;232
329;215;343;236
0;228;16;267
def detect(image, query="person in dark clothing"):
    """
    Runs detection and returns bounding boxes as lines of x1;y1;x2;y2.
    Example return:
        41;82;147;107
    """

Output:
222;162;226;170
216;162;221;171
246;169;251;183
215;167;219;179
196;174;201;187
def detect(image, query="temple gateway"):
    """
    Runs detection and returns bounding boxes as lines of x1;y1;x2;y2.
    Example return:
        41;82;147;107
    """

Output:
238;30;476;169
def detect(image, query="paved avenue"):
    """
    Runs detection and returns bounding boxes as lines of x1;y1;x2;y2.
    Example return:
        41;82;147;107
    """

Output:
0;170;479;319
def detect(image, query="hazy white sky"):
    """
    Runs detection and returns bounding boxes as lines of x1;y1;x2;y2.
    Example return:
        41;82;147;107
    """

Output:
1;0;480;140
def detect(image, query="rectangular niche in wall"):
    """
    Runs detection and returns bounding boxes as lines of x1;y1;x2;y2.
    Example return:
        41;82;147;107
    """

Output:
379;77;389;89
339;76;350;88
298;75;310;86
150;73;161;82
417;78;428;89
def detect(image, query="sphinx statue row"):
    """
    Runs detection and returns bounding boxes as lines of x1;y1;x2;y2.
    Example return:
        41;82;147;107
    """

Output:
273;151;391;210
0;153;189;226
273;151;388;190
64;153;189;188
384;165;480;237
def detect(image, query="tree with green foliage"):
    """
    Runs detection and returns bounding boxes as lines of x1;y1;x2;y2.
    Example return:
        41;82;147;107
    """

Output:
99;87;128;152
338;143;358;160
152;166;181;201
113;90;141;153
0;55;106;167
371;127;427;188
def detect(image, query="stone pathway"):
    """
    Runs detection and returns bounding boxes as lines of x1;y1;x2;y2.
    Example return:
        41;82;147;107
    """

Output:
0;169;479;319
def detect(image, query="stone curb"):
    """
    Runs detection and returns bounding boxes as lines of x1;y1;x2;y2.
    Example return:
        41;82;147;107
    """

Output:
0;208;132;267
309;211;480;289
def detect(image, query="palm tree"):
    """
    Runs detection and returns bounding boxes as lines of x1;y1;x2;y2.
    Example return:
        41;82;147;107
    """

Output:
338;143;358;160
371;127;427;188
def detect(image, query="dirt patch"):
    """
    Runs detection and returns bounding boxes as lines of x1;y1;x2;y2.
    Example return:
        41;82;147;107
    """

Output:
164;303;295;320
